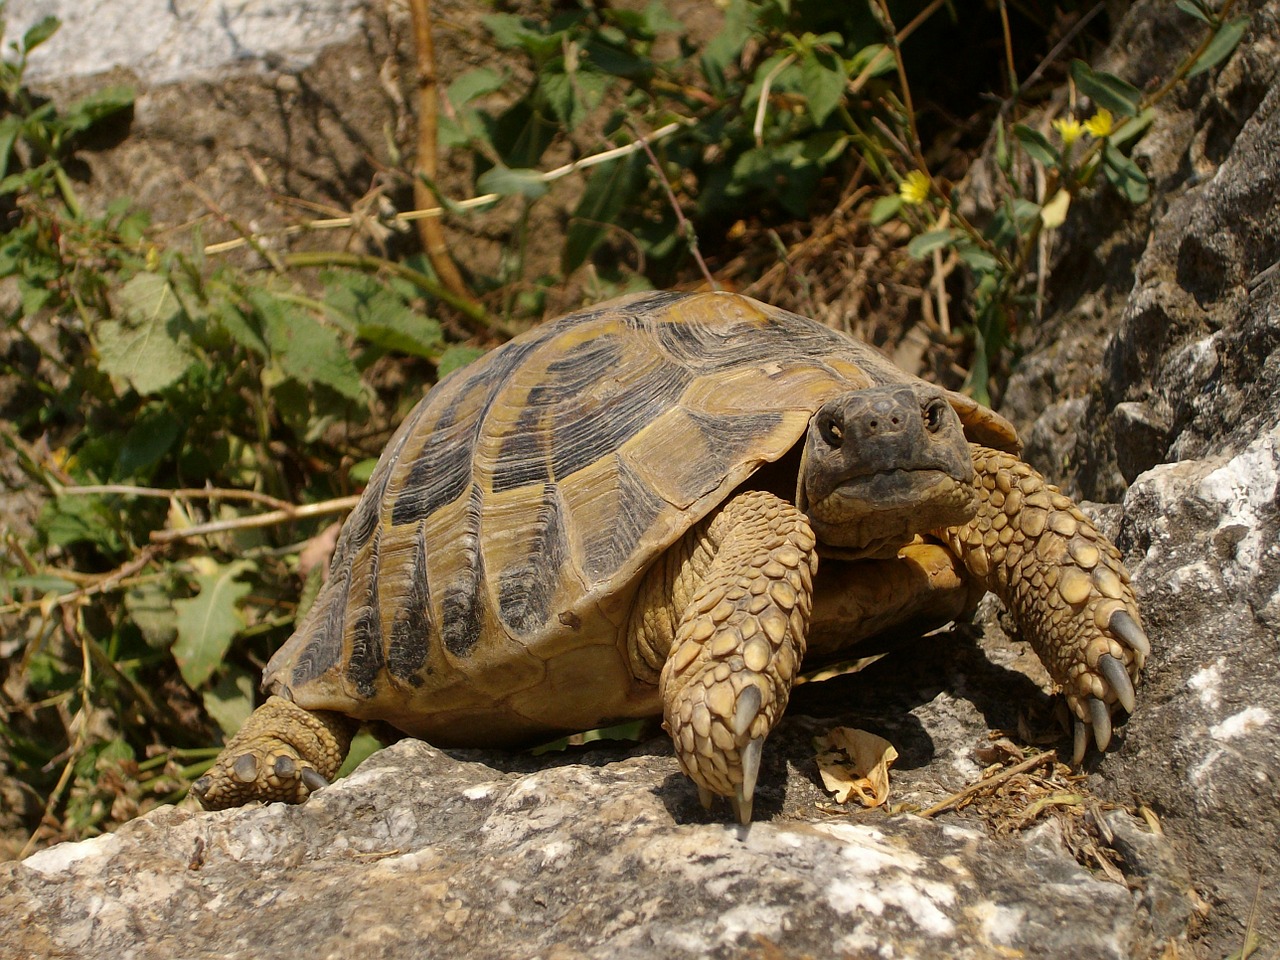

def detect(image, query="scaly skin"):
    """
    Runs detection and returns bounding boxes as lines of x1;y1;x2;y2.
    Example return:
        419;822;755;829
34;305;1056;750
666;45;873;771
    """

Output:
940;445;1148;762
659;490;818;824
192;696;356;810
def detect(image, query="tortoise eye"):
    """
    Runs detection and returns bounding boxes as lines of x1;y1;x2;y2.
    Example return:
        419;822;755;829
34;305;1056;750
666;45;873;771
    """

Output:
818;413;844;448
923;399;948;433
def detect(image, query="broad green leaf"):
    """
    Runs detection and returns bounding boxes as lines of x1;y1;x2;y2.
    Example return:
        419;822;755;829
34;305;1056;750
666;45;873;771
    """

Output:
540;65;608;128
253;291;363;400
204;668;256;737
6;574;75;595
476;165;549;199
41;496;121;552
799;131;848;165
97;273;194;395
437;344;487;378
1069;61;1142;117
349;458;379;485
62;85;135;134
21;16;60;54
701;0;758;93
1109;107;1156;147
125;582;178;649
1013;125;1059;168
800;47;846;125
954;241;998;273
336;730;383;778
1187;16;1250;78
212;300;267;356
869;194;903;225
1102;141;1149;204
172;560;255;688
563;152;644;275
848;43;892;79
907;228;958;259
324;271;442;359
447;68;505;107
1175;0;1213;23
115;404;181;477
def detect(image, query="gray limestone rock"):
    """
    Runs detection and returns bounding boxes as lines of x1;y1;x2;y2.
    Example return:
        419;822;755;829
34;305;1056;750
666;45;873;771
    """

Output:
0;738;1177;960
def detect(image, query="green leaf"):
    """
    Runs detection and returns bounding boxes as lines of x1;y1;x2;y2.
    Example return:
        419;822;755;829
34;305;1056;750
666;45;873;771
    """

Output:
349;458;379;485
447;68;505;107
0;115;21;180
204;668;256;737
799;47;846;125
97;273;195;395
907;228;958;259
1102;141;1149;204
115;405;181;478
172;560;255;689
324;271;443;359
21;16;60;54
125;582;178;649
437;344;487;378
563;152;644;275
253;291;364;400
336;730;383;779
847;43;892;79
476;165;549;199
482;14;554;55
869;194;903;225
1069;61;1142;117
1109;107;1156;147
1013;125;1060;167
954;241;998;273
1175;0;1213;24
211;300;268;356
61;85;135;135
1187;16;1250;78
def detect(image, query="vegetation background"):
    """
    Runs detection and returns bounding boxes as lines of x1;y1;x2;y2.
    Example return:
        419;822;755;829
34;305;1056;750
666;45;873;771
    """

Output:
0;0;1245;859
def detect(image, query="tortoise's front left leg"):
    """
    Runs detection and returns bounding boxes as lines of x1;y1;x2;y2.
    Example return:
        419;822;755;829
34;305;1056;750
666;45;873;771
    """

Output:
941;445;1151;764
192;696;356;810
659;490;818;824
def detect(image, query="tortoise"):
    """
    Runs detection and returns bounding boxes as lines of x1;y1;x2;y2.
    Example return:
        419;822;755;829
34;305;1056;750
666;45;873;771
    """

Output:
194;291;1149;822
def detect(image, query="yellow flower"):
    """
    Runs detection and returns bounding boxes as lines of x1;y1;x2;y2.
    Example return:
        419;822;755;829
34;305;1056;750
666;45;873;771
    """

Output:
1084;108;1114;139
899;170;931;206
1053;117;1084;146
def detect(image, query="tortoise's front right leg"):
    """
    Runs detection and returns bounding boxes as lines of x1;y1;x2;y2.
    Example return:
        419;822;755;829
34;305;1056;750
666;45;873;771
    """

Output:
192;696;356;810
942;445;1151;764
659;490;818;824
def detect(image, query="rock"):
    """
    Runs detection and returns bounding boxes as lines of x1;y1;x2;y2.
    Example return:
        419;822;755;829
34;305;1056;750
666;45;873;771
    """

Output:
5;0;365;85
1002;2;1280;955
0;737;1175;960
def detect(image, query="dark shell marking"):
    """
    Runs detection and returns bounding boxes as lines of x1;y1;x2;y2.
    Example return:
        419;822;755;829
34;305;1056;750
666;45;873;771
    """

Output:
262;291;1018;742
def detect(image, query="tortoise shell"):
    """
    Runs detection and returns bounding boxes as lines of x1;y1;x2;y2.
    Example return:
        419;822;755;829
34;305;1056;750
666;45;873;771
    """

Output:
264;291;1019;745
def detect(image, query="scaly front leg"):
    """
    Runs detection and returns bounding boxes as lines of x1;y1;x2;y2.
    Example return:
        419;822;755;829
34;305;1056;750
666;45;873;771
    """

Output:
941;445;1151;764
660;490;818;824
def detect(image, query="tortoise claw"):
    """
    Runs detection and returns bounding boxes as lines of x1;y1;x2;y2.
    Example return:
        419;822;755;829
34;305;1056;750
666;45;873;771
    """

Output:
1088;697;1113;752
1097;653;1137;714
1072;719;1089;767
732;738;763;825
301;767;330;794
1109;609;1150;664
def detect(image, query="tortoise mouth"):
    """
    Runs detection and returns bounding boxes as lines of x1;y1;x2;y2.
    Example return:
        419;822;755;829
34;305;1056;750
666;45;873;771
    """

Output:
807;468;977;557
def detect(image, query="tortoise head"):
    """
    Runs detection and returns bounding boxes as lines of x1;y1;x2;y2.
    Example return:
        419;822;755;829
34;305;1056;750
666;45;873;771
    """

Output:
797;383;977;558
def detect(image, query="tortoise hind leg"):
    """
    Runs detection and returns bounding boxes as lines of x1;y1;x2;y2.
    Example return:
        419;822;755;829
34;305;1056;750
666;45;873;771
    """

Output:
192;696;356;810
659;490;818;823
